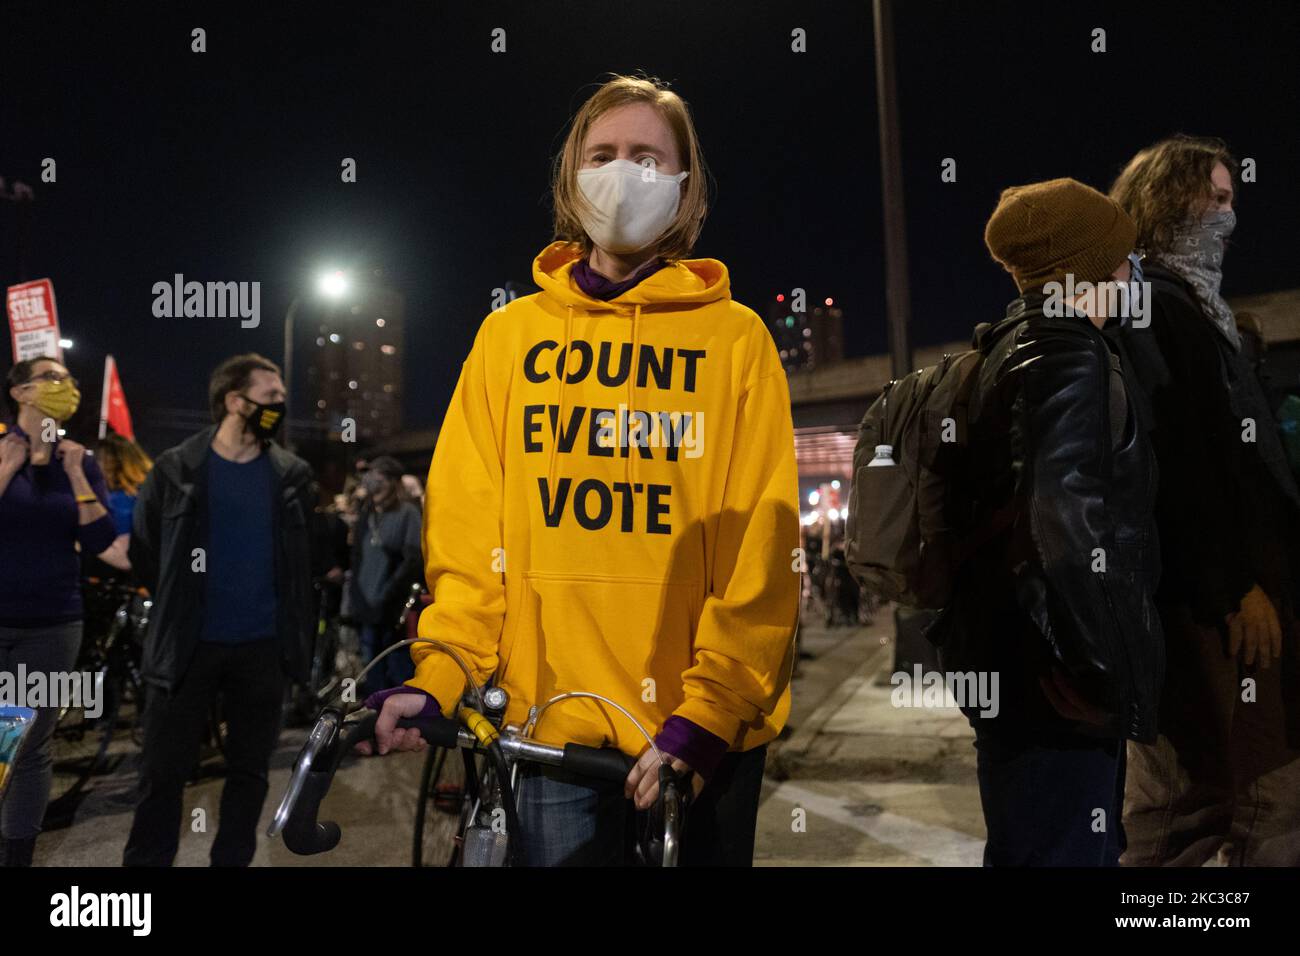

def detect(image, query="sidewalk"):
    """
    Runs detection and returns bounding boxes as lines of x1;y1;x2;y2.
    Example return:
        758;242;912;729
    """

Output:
755;613;986;866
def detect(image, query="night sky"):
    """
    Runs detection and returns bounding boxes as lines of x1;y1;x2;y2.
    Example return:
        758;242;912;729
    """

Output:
2;0;1296;454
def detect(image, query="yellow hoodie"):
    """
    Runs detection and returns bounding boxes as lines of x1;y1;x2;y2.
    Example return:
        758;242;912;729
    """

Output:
409;241;799;758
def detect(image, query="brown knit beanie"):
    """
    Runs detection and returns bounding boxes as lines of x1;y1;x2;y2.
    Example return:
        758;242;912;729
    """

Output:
984;178;1137;293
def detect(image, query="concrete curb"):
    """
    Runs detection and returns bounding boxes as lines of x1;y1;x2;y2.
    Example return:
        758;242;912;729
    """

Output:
769;615;895;778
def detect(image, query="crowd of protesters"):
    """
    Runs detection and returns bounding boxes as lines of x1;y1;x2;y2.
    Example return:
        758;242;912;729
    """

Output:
0;352;428;867
0;77;1296;871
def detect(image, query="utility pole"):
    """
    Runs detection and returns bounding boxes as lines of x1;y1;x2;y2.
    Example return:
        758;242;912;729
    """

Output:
873;0;914;380
282;294;301;452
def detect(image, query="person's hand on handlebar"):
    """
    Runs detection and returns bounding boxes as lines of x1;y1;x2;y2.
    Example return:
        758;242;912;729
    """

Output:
355;693;432;756
625;749;705;810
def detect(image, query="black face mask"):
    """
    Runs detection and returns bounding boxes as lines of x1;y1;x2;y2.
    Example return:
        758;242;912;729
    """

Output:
238;394;286;441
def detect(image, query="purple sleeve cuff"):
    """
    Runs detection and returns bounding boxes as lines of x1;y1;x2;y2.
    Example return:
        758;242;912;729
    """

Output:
654;716;730;783
363;684;440;718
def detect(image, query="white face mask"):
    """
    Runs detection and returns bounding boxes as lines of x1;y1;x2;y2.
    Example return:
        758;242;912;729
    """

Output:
577;159;689;254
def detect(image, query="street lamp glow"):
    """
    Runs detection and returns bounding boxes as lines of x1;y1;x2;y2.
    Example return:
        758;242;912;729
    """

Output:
59;338;74;349
318;270;349;299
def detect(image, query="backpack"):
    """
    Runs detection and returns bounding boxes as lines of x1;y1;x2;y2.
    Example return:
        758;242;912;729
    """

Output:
845;319;1021;609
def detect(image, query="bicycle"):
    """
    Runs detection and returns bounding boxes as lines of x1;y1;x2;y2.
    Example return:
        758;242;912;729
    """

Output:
42;578;151;823
52;580;150;770
269;638;690;867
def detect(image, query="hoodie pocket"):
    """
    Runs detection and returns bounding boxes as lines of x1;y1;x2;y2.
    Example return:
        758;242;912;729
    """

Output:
498;571;701;745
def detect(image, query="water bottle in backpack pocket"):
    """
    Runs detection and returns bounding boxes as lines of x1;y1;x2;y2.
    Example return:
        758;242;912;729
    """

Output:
844;349;986;610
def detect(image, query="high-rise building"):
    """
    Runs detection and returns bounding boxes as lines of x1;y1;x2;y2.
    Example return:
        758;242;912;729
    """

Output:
304;279;405;446
767;293;845;373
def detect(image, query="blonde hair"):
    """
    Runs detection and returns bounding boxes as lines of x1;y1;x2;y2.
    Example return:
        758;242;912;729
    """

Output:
98;432;154;496
551;73;710;262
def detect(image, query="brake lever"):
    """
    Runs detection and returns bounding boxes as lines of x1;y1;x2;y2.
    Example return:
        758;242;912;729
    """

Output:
268;707;343;839
637;762;691;867
268;706;377;841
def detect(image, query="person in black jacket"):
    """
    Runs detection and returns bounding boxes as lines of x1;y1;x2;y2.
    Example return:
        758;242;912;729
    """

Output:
932;178;1163;866
1110;136;1300;866
122;353;314;867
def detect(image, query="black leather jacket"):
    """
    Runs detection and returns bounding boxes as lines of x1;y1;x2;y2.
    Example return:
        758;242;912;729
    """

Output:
932;295;1164;743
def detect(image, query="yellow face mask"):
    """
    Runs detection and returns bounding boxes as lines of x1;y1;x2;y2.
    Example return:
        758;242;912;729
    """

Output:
29;378;82;422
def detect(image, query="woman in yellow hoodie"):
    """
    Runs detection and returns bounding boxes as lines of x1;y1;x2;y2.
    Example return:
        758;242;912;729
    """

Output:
368;73;800;866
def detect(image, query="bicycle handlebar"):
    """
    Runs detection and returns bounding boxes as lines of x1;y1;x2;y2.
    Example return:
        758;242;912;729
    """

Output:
273;703;670;861
274;710;462;856
343;710;462;752
561;742;636;782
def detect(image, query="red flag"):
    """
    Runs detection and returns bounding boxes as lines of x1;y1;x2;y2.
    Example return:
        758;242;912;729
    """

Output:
99;355;134;440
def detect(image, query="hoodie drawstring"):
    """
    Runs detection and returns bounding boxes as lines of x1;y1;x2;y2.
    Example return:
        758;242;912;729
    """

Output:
627;304;642;488
550;299;644;493
548;304;574;495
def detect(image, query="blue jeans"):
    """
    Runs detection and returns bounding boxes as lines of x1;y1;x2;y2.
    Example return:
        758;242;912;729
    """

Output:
0;621;82;840
515;744;768;867
971;723;1127;866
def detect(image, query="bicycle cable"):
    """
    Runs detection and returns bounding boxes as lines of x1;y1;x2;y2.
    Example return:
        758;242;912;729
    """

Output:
349;637;487;715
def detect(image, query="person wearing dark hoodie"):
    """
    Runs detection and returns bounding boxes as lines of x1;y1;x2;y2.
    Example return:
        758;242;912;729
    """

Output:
1110;136;1300;865
360;73;800;866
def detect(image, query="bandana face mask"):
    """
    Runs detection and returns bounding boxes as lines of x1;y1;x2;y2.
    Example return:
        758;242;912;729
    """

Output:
1172;209;1235;269
1160;209;1240;349
576;159;689;254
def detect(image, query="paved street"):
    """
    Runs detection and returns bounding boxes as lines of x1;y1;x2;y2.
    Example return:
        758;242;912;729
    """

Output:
34;613;986;867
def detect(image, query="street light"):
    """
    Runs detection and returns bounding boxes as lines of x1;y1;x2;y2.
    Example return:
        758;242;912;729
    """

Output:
318;270;349;299
283;269;351;451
